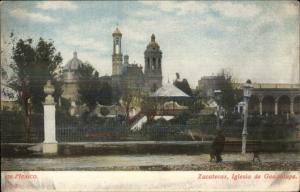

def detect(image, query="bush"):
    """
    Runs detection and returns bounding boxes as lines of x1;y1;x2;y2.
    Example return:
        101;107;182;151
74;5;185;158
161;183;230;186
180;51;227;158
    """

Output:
187;114;217;135
223;115;298;140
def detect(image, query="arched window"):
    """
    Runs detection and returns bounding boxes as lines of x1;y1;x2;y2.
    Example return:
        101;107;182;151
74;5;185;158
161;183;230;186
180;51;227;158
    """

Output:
151;64;155;70
115;38;120;54
116;44;119;54
152;58;156;70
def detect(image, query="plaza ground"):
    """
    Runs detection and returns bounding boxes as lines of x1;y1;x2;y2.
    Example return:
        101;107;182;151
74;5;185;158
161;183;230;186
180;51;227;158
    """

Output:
2;153;299;171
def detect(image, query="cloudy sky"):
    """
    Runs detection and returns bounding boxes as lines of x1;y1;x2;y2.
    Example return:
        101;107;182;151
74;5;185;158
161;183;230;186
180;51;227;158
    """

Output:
1;1;299;87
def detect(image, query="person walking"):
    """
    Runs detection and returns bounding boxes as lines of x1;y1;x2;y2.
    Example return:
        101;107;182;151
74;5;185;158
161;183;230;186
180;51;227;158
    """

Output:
211;129;226;162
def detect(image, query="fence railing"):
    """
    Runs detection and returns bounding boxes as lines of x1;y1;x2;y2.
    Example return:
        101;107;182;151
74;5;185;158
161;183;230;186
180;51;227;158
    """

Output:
2;111;298;143
1;111;44;143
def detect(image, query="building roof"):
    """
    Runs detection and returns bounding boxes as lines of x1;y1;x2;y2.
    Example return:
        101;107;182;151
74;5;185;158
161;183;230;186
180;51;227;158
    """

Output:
112;27;122;36
64;51;83;71
233;83;300;89
151;83;190;98
146;34;160;50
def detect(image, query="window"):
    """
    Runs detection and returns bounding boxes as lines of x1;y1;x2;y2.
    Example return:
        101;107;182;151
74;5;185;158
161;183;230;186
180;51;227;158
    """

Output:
152;58;156;69
116;45;119;54
115;38;120;54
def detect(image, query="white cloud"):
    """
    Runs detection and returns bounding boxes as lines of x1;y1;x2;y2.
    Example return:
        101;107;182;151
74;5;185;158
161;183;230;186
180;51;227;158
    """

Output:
119;16;185;44
195;16;239;33
61;33;108;53
36;1;78;11
10;8;56;23
212;2;261;18
140;1;209;15
128;9;161;18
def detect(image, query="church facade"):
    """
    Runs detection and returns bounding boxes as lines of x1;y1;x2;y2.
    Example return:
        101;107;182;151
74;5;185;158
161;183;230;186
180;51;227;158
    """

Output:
111;27;163;94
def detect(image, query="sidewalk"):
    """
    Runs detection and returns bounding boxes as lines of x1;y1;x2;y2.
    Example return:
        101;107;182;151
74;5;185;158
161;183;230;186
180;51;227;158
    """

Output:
2;153;299;171
2;140;299;157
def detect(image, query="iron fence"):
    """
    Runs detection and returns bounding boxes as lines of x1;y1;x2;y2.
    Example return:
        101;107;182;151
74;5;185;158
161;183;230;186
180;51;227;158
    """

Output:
4;110;296;143
1;111;219;143
1;111;44;143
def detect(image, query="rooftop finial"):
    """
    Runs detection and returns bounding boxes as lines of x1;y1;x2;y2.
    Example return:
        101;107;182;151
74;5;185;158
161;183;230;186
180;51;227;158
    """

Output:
113;25;122;36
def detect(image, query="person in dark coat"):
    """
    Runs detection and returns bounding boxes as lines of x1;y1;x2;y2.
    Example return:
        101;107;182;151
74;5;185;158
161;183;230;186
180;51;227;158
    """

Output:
211;129;226;162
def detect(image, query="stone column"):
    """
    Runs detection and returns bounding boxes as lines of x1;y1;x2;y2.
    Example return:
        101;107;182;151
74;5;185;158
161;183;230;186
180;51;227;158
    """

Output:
274;97;279;115
290;96;294;115
43;80;57;154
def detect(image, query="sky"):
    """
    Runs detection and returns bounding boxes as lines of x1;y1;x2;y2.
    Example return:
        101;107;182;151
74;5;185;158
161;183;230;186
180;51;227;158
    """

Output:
1;1;299;88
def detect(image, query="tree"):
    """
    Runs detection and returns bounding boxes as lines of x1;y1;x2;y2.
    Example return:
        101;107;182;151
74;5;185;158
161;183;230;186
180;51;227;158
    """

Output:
8;37;62;142
218;72;240;114
9;37;63;113
98;82;113;105
141;98;157;122
173;73;193;96
190;89;205;113
76;63;100;112
121;87;134;120
76;63;114;112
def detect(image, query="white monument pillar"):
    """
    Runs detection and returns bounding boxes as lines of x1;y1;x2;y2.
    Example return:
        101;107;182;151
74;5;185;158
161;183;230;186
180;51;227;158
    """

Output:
43;80;58;154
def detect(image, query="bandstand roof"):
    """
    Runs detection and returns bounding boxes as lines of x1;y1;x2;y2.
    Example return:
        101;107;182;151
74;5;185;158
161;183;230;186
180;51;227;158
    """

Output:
151;83;190;98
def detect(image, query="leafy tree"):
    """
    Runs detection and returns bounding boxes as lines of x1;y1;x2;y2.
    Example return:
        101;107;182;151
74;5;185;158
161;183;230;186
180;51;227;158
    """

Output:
76;63;113;112
173;73;193;96
141;98;157;122
218;74;239;114
8;37;62;141
121;87;134;120
76;63;100;112
98;82;113;105
190;89;205;113
9;37;63;113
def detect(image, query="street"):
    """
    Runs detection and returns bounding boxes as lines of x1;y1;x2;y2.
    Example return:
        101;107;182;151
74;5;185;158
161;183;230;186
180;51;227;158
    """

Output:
2;153;299;171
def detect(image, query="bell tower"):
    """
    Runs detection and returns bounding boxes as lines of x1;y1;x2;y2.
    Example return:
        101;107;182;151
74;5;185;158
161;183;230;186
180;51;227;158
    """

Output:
112;27;123;75
144;34;163;92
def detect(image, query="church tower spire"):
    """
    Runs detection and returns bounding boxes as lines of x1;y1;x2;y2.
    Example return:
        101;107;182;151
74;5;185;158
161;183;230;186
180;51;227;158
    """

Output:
144;33;163;92
112;27;123;75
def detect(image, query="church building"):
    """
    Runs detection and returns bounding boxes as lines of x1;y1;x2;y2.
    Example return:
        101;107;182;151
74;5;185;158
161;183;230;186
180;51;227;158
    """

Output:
111;27;163;94
61;27;164;103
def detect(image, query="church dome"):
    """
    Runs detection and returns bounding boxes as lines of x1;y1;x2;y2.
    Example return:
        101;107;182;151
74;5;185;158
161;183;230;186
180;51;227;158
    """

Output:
147;34;160;49
112;27;122;36
64;51;83;71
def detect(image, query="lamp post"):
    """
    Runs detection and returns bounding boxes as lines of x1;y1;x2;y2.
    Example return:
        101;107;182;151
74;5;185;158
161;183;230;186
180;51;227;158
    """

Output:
242;79;253;154
214;89;222;130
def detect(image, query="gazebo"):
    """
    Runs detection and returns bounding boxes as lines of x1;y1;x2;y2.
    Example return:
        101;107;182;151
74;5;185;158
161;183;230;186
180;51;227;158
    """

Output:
148;83;192;115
